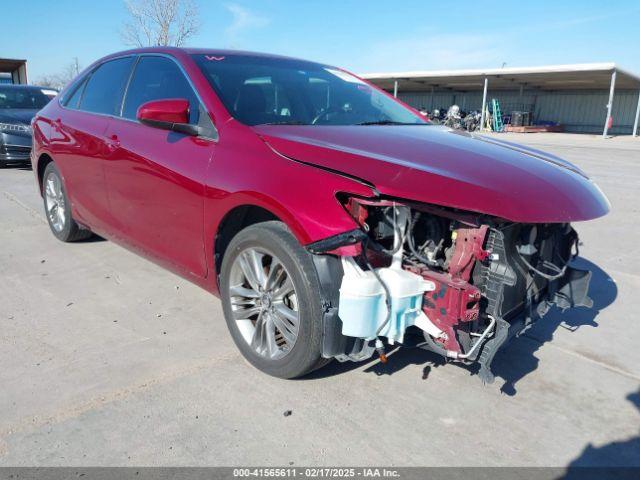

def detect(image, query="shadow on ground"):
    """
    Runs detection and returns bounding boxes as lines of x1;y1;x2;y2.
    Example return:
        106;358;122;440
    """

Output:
492;257;617;395
560;389;640;476
306;257;617;393
76;234;106;243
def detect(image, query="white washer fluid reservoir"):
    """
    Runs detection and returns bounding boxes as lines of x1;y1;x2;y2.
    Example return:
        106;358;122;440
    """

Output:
338;257;440;343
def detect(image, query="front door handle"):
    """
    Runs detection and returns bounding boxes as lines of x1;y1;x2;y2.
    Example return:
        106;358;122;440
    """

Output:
105;134;121;151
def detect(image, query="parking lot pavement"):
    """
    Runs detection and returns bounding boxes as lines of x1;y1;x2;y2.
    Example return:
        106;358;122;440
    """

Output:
1;133;639;467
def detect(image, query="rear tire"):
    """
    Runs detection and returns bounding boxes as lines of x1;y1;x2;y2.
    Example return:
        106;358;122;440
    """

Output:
220;221;329;378
42;162;92;242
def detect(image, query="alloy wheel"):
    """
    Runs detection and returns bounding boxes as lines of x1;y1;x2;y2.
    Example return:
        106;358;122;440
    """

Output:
229;247;300;360
44;172;66;233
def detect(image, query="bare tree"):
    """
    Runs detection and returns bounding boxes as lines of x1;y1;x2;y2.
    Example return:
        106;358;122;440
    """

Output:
121;0;200;47
58;57;81;86
34;58;82;90
34;75;60;89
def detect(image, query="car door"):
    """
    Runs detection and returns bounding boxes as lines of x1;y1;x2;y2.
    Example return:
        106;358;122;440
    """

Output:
103;55;215;278
49;56;135;233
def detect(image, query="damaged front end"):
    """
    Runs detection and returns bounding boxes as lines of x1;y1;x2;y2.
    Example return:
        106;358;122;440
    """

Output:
307;197;594;383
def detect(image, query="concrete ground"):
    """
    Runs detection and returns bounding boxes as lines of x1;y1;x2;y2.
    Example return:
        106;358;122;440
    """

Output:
0;133;639;467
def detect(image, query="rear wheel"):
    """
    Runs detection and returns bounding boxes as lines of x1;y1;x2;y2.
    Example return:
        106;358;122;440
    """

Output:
42;162;92;242
220;221;329;378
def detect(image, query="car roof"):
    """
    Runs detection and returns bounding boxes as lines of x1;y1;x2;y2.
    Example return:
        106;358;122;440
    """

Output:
104;46;328;67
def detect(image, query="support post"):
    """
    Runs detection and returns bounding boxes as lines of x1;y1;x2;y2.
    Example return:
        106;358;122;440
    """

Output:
393;80;398;98
603;70;617;138
16;63;28;84
480;77;488;131
633;89;640;137
430;86;434;110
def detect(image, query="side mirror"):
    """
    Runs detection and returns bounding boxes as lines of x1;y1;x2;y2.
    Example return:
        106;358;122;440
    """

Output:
137;99;200;136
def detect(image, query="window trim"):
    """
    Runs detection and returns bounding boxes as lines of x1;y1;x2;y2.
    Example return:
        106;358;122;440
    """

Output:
60;52;218;142
119;54;200;124
59;54;137;116
59;74;86;108
118;55;141;118
78;55;137;117
136;53;212;127
62;75;89;110
122;53;218;142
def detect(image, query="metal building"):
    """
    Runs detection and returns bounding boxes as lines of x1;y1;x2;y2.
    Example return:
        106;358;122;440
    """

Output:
0;58;28;85
361;63;640;137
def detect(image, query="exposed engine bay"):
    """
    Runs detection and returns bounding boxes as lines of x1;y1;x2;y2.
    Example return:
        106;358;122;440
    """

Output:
308;198;594;383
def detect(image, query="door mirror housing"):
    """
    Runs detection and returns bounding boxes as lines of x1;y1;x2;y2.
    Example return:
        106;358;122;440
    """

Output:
137;99;200;136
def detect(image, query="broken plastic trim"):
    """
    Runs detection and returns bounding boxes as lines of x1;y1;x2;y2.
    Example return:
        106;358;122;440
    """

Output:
306;229;368;254
311;254;376;361
476;265;594;383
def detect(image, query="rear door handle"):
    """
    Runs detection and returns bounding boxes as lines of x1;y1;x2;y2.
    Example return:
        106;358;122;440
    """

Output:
105;134;121;151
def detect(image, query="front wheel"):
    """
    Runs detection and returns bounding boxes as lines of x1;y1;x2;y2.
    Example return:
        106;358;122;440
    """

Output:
220;221;329;378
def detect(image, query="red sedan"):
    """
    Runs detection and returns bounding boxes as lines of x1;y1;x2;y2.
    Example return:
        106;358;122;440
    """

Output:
31;48;609;382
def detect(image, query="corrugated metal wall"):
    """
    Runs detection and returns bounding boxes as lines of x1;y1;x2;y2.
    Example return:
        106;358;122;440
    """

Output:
397;89;639;134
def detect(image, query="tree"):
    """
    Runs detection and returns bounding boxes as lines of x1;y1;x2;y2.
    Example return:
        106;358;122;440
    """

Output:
121;0;200;47
34;58;82;90
34;75;60;89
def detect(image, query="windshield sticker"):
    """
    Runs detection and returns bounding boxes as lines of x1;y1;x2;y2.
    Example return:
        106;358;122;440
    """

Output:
325;68;366;84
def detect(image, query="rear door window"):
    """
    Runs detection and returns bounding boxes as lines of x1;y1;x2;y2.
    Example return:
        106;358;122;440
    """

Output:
79;57;135;116
63;78;87;109
122;56;199;123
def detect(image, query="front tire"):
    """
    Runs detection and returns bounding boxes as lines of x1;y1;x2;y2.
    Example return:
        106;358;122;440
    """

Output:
220;221;329;378
42;162;92;242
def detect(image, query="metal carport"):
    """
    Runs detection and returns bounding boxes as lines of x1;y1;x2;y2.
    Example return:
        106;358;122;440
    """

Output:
361;63;640;137
0;58;28;85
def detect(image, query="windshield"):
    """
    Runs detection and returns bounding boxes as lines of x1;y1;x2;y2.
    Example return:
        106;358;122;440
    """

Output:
0;87;51;110
192;54;426;126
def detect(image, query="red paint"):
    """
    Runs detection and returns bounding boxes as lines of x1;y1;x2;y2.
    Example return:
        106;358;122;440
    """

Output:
255;125;610;223
44;110;116;232
31;47;610;297
137;99;190;124
102;114;211;277
406;225;488;353
410;268;483;353
447;226;489;279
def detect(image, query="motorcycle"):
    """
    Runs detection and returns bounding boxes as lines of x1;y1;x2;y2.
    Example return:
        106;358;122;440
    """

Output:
464;110;482;132
443;105;465;130
427;108;443;124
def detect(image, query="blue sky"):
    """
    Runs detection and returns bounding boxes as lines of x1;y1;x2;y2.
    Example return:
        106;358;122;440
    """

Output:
2;0;639;82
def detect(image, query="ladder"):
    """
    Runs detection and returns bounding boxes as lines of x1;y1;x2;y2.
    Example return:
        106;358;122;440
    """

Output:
492;99;503;132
